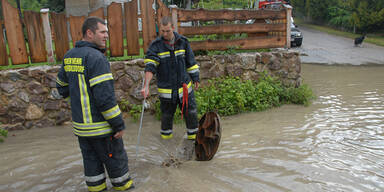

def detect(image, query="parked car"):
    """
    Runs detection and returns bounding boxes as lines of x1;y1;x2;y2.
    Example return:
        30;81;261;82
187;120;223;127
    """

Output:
290;17;303;47
258;0;289;9
246;16;303;47
291;27;303;47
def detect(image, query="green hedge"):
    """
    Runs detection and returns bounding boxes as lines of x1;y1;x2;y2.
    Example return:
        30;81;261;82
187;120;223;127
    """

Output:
195;75;314;117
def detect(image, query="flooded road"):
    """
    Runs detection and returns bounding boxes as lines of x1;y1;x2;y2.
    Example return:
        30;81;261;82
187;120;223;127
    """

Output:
293;26;384;65
1;64;384;192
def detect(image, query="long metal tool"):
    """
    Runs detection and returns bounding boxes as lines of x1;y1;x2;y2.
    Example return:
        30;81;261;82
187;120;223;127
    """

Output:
135;72;146;161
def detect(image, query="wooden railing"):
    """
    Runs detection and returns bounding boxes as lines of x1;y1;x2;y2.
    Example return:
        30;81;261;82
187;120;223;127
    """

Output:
171;5;292;51
0;0;291;67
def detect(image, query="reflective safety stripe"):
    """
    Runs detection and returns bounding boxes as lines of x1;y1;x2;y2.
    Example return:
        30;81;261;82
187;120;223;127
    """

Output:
78;74;92;123
157;51;170;58
56;77;68;86
72;121;113;137
158;88;172;94
110;172;130;184
187;64;199;74
188;69;199;73
88;182;107;192
113;179;133;191
89;73;113;87
144;59;159;67
178;82;192;98
73;121;110;129
73;128;113;137
158;81;192;99
187;128;198;134
187;134;196;140
161;133;173;140
178;81;192;94
160;129;173;134
158;86;172;99
85;173;106;183
158;92;172;99
101;105;121;120
175;49;185;56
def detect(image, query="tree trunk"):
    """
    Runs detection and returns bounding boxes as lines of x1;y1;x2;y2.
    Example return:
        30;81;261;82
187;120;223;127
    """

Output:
186;0;192;9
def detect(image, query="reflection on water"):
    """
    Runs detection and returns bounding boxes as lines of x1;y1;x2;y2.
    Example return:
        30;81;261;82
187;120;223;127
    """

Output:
1;64;384;192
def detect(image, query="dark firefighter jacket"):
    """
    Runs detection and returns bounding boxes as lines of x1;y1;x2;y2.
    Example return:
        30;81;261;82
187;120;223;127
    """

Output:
56;41;125;138
144;32;199;101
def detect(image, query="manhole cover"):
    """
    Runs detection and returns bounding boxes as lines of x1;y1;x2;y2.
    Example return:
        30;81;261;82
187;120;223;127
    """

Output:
195;112;221;161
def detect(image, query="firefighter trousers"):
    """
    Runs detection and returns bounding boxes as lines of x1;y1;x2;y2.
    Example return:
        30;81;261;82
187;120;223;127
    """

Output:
78;136;133;191
160;91;198;138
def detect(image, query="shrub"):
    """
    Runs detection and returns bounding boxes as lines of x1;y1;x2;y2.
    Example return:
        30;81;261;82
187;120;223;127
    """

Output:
132;75;315;123
129;104;142;122
281;84;315;106
0;124;7;143
119;100;144;122
194;75;314;118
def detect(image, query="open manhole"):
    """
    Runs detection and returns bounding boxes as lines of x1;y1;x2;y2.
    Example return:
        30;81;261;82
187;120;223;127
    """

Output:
195;111;221;161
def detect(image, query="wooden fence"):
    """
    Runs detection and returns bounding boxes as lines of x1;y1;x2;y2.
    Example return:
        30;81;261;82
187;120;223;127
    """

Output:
0;0;291;66
173;7;291;51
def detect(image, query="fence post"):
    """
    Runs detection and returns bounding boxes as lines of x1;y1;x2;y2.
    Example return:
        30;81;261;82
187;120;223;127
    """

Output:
41;8;55;63
2;0;28;64
0;20;8;66
284;4;292;48
140;0;157;52
156;0;170;28
169;5;178;32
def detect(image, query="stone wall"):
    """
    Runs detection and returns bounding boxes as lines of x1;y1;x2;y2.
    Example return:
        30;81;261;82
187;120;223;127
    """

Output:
0;50;301;131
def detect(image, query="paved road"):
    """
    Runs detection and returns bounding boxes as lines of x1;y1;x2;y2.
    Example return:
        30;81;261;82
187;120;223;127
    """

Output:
290;26;384;65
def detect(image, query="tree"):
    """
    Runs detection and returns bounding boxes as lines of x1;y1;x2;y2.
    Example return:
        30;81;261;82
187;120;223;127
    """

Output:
43;0;65;13
20;0;45;12
290;0;306;16
327;6;353;30
1;0;65;13
291;0;384;33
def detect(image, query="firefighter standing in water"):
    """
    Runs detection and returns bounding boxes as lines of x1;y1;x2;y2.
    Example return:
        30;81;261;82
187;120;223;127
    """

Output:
141;16;200;140
56;17;134;191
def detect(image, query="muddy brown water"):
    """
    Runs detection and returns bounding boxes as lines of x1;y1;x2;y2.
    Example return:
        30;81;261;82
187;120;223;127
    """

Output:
1;64;384;192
